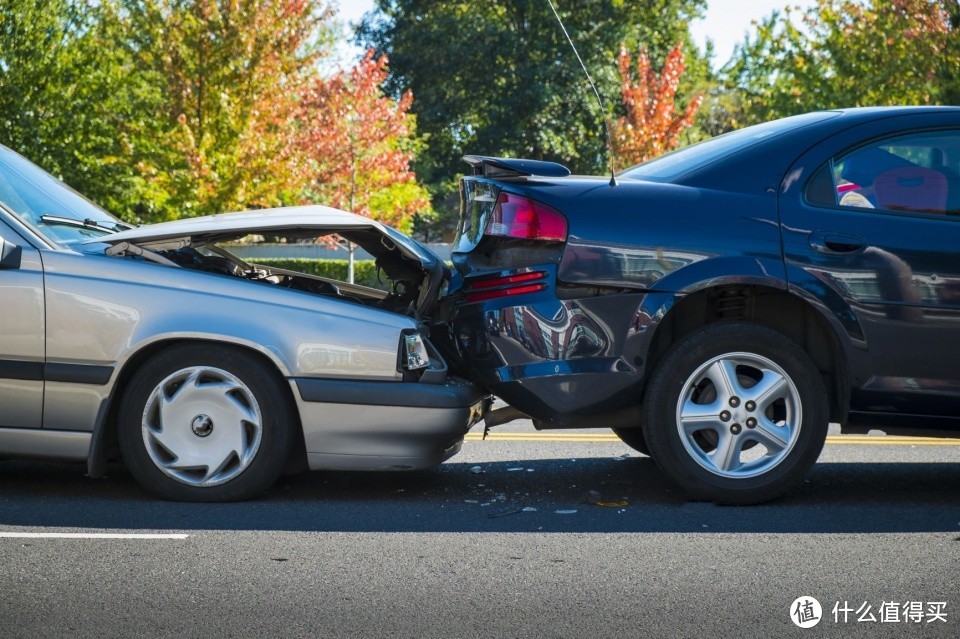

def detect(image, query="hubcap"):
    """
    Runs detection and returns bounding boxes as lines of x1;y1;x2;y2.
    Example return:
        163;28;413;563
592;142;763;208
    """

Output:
191;415;214;437
675;352;802;479
141;366;262;487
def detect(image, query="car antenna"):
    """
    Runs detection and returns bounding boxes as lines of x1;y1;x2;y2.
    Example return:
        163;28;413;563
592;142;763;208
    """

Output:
545;0;617;187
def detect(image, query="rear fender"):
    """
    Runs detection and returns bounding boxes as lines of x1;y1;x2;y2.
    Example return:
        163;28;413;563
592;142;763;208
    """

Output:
653;255;788;295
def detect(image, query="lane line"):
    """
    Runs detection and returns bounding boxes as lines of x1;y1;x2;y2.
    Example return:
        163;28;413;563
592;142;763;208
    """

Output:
465;433;960;446
0;532;189;540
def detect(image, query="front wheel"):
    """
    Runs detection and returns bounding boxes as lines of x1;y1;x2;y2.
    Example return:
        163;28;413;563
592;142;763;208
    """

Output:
641;322;828;505
118;344;295;502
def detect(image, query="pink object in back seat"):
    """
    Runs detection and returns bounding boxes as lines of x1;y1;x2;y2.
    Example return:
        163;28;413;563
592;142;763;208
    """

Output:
874;166;948;213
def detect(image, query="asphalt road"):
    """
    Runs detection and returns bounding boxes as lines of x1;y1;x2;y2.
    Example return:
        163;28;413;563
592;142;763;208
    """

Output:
1;423;959;639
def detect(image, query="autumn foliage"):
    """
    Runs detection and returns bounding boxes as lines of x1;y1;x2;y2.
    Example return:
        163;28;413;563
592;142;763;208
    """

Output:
125;0;331;219
611;43;703;166
0;0;430;230
296;50;430;233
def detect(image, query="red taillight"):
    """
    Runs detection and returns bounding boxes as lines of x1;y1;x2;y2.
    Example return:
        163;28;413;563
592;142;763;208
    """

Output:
467;271;545;289
464;271;547;303
484;192;567;241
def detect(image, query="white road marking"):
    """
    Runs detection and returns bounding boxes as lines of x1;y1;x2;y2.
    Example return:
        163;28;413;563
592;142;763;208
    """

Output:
0;532;189;540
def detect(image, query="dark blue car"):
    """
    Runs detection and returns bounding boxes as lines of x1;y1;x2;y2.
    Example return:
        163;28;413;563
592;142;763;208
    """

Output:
438;106;960;504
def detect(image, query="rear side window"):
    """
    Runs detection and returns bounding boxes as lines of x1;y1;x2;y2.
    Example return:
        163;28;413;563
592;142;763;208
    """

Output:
806;130;960;216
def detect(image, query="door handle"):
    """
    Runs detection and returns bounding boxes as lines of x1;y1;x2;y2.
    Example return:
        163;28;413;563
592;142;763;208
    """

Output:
809;231;866;255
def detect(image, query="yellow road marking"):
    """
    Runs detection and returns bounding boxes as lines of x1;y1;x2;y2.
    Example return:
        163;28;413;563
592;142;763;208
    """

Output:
464;433;960;446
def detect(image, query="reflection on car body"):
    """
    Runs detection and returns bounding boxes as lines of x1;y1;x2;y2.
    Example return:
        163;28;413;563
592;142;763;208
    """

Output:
0;143;488;501
438;107;960;504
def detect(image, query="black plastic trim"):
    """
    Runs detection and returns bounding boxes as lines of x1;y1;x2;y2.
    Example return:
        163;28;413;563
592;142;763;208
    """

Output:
44;363;114;385
295;377;487;409
0;359;43;381
0;360;114;385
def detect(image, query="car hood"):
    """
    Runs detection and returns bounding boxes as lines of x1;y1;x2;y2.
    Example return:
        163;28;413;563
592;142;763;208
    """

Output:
86;205;442;270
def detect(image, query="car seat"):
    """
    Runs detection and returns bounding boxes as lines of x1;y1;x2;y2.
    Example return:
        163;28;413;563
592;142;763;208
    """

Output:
873;166;949;214
930;148;960;214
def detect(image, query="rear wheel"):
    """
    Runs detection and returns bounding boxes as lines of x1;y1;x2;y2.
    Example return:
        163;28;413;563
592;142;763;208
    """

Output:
118;344;294;502
641;322;828;505
612;428;651;456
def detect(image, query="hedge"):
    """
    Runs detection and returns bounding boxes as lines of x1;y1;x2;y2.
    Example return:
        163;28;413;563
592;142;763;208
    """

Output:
251;258;387;290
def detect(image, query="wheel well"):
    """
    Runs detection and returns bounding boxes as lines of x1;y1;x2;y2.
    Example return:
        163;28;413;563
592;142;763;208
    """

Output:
645;285;849;423
90;339;306;476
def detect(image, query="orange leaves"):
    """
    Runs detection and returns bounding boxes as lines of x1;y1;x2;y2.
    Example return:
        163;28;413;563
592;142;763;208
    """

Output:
611;42;702;167
295;49;429;232
135;2;428;230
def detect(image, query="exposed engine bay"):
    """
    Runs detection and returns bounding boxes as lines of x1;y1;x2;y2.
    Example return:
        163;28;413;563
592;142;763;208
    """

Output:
108;226;445;318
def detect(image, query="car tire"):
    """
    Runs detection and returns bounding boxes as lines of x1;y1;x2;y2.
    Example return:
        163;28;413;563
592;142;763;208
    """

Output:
118;343;295;502
612;428;651;456
641;322;828;505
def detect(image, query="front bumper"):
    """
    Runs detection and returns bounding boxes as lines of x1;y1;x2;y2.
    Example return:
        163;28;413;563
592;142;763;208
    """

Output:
290;376;489;471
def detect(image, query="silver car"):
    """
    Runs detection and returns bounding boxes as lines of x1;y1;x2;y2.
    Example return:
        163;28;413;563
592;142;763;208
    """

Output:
0;144;488;501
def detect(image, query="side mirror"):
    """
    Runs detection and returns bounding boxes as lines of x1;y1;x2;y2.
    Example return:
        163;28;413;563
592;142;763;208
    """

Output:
0;237;22;270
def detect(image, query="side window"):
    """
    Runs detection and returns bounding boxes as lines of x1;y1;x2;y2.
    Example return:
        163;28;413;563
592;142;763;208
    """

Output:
805;130;960;216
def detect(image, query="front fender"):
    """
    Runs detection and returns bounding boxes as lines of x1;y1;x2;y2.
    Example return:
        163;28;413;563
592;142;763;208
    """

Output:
42;251;414;382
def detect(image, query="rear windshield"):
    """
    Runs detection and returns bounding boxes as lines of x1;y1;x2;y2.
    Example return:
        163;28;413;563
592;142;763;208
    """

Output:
620;111;841;183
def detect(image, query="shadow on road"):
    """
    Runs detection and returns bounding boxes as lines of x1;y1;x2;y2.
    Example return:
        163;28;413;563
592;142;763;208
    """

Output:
1;457;959;534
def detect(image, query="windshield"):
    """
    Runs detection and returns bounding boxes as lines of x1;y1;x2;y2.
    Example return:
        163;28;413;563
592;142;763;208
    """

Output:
0;144;123;247
620;111;842;183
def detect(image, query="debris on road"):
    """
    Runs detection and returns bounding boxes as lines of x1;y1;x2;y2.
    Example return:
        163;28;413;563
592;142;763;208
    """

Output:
585;490;629;508
488;507;522;519
469;466;484;474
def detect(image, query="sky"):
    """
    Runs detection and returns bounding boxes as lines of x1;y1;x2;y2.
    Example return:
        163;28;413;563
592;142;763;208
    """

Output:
333;0;814;70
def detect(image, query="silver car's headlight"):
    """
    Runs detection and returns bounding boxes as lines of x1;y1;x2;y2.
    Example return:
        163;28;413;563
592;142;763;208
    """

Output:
402;333;429;370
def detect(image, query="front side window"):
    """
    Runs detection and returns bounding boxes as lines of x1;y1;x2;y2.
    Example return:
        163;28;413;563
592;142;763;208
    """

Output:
806;130;960;216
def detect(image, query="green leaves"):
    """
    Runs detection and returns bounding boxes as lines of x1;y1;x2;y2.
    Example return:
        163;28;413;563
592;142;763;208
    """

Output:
0;1;428;229
358;0;708;237
0;1;159;221
723;0;960;128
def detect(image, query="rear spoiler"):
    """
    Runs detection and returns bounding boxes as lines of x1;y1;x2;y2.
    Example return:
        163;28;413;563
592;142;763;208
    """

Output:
462;155;571;179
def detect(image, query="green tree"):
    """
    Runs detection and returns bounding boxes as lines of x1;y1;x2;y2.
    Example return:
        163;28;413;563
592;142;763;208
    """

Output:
358;0;707;238
724;0;960;128
119;0;336;222
0;0;161;219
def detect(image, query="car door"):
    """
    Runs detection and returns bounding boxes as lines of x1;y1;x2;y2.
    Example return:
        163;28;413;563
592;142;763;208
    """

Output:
0;216;44;429
779;112;960;420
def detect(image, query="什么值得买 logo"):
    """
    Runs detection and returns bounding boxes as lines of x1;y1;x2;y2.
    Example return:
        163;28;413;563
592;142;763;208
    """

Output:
790;596;822;628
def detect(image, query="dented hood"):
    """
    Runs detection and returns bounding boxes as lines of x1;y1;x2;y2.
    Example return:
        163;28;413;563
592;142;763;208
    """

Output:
86;204;442;270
